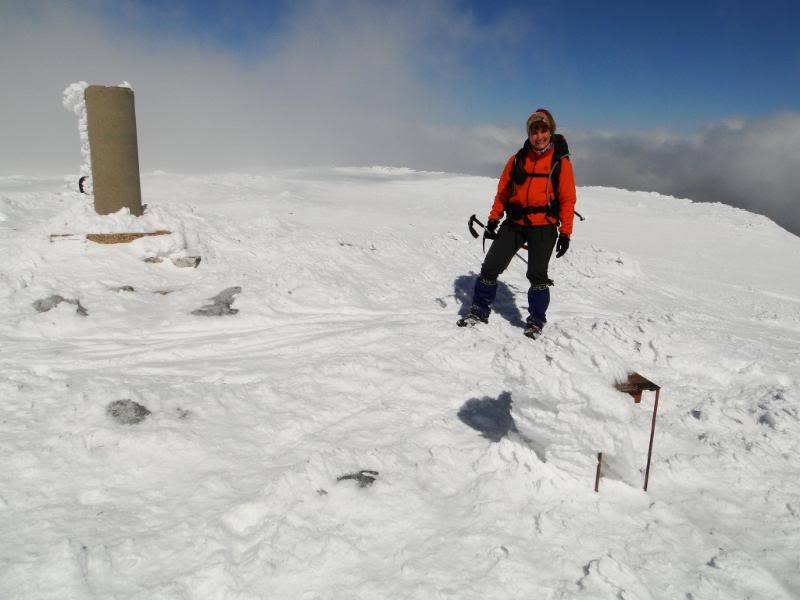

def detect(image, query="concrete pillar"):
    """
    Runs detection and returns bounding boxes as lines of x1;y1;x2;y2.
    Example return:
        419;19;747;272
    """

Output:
84;85;143;216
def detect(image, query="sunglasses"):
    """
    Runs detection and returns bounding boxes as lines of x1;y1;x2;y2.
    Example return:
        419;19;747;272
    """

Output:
529;123;550;134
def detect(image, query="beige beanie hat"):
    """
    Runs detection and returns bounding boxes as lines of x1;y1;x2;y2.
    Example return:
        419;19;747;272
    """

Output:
526;108;556;134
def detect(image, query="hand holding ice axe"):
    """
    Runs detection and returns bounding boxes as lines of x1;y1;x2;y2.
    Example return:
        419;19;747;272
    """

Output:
467;214;528;264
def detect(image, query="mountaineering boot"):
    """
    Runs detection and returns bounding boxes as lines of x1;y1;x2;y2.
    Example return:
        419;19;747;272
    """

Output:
457;312;488;327
523;321;543;339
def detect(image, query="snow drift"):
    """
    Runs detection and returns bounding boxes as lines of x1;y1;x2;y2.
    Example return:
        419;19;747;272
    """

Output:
0;169;798;599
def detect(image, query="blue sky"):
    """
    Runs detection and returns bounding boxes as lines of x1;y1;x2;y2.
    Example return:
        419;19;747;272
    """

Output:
82;0;800;131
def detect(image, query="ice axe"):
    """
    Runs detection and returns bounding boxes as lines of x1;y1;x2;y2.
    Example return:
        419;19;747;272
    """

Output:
467;214;528;264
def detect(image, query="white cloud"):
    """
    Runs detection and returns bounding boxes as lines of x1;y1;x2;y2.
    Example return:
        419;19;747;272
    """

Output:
0;0;512;174
569;115;800;235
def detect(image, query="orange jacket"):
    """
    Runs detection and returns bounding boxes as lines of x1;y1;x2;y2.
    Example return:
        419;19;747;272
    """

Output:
488;145;577;237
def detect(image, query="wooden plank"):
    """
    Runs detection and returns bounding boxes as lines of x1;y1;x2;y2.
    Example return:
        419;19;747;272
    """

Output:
86;230;171;244
51;230;172;244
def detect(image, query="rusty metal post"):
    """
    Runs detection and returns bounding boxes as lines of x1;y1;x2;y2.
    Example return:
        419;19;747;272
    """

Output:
594;453;603;492
84;85;143;216
643;388;661;491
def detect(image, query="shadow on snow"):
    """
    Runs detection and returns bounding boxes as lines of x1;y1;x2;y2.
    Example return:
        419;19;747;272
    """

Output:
458;391;519;443
458;392;546;463
453;273;525;328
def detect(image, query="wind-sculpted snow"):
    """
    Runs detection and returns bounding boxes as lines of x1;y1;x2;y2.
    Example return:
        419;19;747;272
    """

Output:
0;170;798;598
62;82;91;184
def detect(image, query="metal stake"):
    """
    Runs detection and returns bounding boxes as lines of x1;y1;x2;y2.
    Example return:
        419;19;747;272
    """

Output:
643;388;661;491
594;452;603;492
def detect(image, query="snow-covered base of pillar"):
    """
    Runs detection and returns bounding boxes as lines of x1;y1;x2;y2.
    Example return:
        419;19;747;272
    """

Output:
1;170;798;599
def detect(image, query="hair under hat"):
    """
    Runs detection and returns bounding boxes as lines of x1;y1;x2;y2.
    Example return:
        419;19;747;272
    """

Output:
527;108;556;134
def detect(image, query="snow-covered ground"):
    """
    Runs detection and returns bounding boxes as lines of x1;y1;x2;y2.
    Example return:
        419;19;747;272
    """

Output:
1;168;798;599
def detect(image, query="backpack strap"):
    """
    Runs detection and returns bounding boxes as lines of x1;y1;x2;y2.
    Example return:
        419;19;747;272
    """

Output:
550;133;569;197
546;134;570;220
510;141;532;186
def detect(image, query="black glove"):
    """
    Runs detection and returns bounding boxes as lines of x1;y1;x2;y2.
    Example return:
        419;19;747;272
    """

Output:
485;219;499;239
555;235;570;258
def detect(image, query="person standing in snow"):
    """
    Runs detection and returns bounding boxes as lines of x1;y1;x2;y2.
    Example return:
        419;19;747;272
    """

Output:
458;108;577;339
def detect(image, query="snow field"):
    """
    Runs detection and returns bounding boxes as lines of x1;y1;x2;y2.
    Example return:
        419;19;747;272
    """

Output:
1;169;799;598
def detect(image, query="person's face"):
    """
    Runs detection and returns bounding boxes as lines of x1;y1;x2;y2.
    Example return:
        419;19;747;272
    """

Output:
528;124;552;150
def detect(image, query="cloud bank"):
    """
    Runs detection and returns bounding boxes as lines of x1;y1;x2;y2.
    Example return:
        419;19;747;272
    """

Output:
570;115;800;235
0;1;518;174
1;1;797;235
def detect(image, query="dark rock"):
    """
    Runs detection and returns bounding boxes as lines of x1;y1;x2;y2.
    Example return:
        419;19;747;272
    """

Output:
33;295;88;316
192;286;241;316
758;412;776;429
171;256;201;268
107;399;151;425
33;295;65;312
337;470;379;488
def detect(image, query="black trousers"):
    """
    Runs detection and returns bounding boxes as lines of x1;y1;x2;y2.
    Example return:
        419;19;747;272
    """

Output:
479;222;558;287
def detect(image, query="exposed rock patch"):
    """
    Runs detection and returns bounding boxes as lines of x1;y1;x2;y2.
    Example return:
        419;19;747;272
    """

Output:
336;470;379;488
32;295;88;316
171;256;201;268
192;286;241;316
106;399;151;425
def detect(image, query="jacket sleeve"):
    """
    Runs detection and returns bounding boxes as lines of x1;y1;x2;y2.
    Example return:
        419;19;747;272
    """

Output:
488;156;515;222
556;157;577;237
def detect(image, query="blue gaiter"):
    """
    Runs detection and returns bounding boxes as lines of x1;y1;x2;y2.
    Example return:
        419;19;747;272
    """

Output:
527;286;550;326
471;276;498;320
